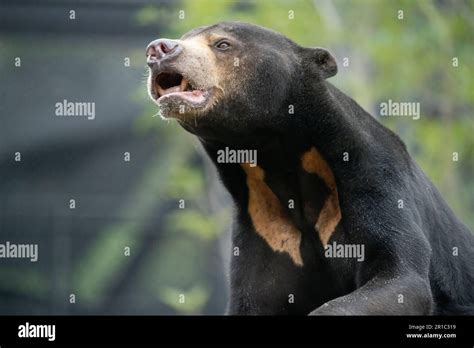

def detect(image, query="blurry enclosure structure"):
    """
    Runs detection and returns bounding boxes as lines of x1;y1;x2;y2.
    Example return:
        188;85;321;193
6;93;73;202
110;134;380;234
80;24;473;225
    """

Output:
0;0;230;314
0;0;472;315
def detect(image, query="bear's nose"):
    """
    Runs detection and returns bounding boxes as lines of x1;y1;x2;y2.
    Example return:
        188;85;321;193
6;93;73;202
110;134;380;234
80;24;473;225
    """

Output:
146;39;181;67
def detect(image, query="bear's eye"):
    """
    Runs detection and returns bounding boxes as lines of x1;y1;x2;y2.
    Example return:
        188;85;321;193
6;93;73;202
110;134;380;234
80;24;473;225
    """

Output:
215;40;231;51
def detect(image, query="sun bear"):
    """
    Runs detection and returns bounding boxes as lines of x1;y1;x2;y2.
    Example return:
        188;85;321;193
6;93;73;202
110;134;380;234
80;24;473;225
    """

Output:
145;22;474;315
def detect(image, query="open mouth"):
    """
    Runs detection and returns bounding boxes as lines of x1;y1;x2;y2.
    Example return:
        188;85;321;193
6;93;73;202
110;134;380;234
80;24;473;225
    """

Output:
151;71;210;112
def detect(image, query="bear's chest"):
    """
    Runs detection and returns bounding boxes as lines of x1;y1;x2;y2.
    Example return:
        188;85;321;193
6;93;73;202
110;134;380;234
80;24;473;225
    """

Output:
230;147;351;314
240;146;342;261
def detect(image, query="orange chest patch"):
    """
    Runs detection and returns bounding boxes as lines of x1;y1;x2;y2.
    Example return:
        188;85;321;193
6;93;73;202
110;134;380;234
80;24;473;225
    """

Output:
301;147;342;245
241;163;303;266
241;148;341;266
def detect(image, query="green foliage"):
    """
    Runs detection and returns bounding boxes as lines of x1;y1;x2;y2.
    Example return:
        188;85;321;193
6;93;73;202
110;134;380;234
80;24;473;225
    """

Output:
167;209;228;241
0;268;49;299
165;164;205;198
138;236;212;313
159;284;210;314
73;224;142;305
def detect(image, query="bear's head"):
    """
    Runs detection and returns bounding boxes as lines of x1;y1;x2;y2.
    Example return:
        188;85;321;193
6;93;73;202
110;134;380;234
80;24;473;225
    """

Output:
146;21;337;136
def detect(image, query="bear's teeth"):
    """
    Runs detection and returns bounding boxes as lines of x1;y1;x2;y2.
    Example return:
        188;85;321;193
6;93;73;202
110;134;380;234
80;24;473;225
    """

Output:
155;84;165;97
180;78;189;91
164;86;181;94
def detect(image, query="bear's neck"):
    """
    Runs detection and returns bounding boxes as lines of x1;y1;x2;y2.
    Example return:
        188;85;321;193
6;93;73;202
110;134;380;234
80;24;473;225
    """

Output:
197;81;396;248
199;81;383;193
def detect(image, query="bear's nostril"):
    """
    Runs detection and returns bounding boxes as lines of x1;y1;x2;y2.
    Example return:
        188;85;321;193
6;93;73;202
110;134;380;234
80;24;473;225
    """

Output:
146;45;157;58
160;43;170;54
146;39;180;64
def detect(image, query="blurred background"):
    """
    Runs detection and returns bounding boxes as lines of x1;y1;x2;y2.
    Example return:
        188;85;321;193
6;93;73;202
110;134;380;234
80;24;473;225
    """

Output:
0;0;472;314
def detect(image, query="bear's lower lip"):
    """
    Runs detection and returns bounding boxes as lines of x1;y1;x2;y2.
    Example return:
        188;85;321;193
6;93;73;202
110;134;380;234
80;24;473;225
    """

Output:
155;89;212;118
157;89;208;106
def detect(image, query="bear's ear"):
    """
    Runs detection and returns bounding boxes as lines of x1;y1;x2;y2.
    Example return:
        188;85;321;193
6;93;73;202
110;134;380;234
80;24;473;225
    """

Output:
305;47;338;79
